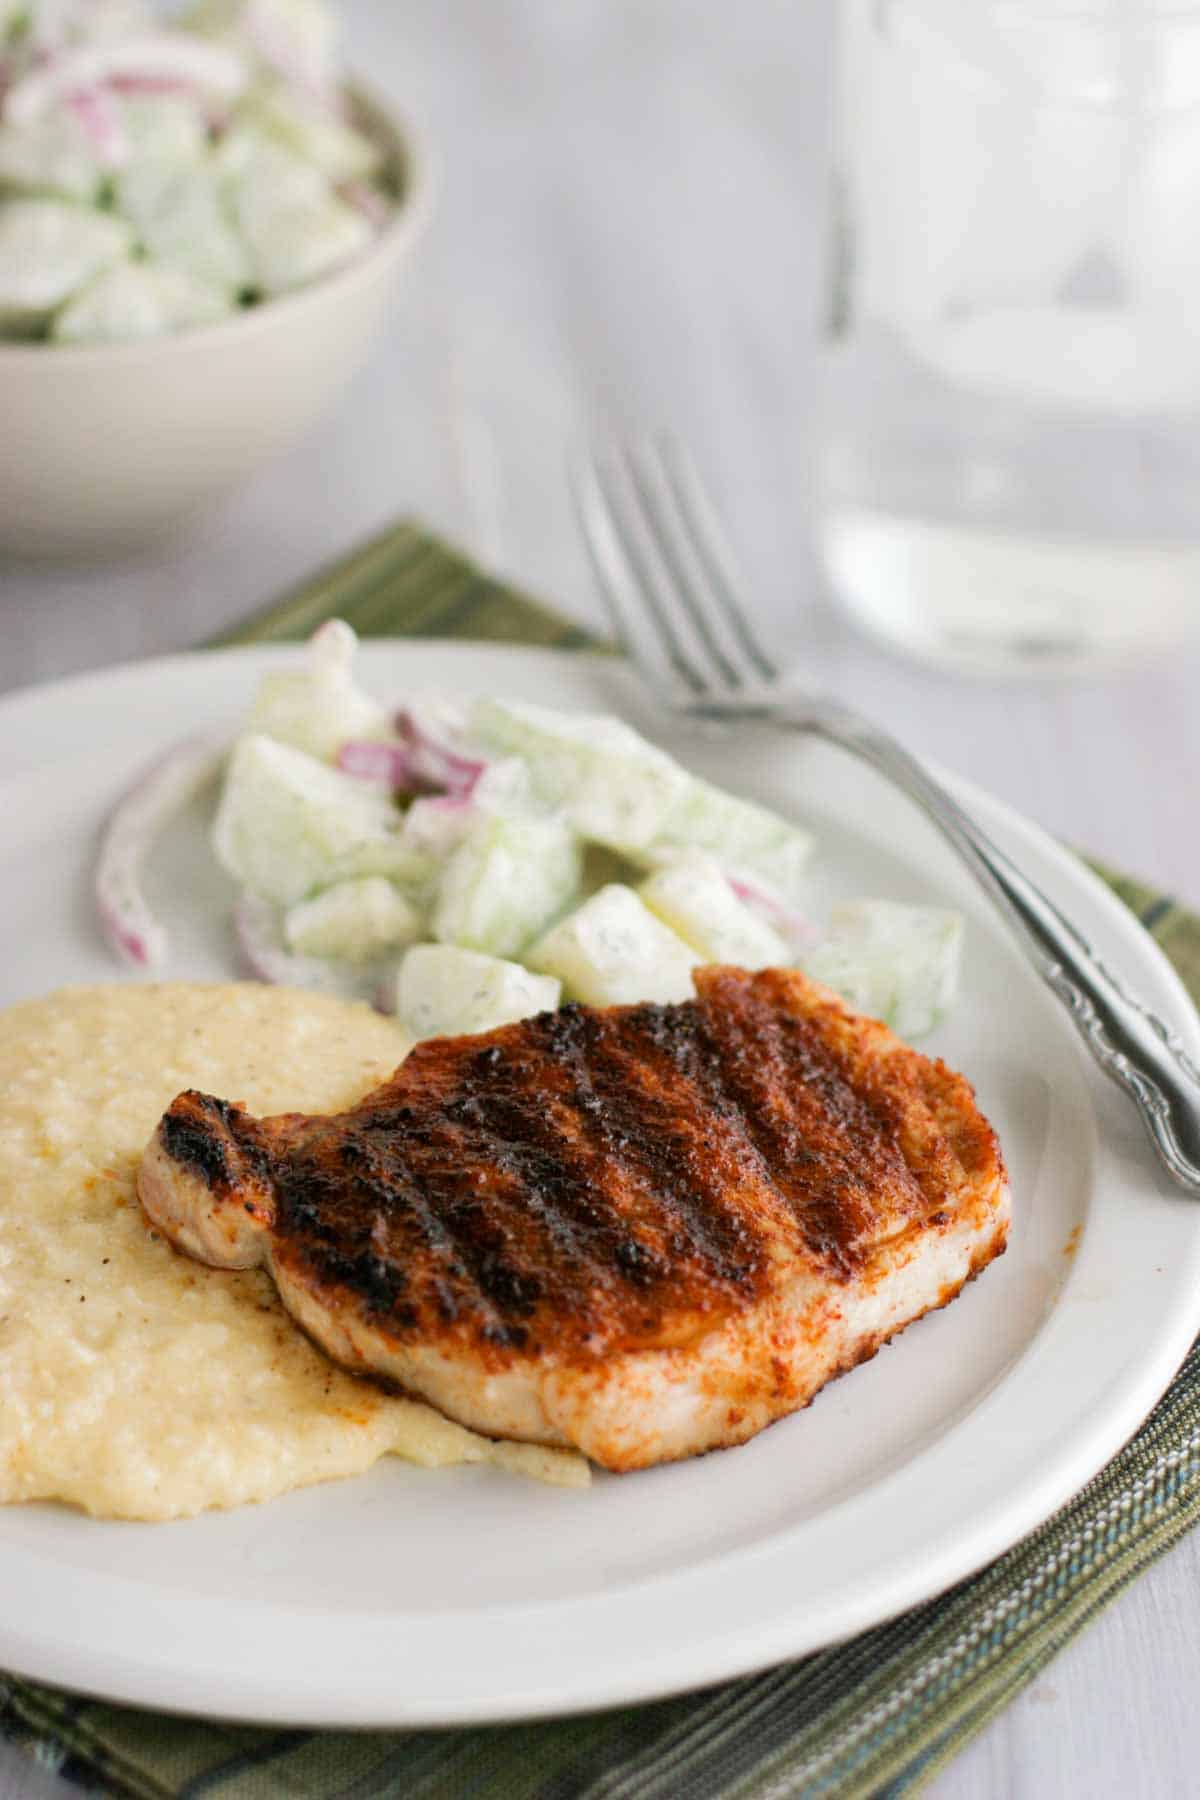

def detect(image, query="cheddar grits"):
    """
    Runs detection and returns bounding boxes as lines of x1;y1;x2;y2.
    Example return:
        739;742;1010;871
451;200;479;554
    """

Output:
0;983;587;1519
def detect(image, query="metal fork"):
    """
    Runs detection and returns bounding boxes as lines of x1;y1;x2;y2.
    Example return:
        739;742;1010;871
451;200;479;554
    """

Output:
573;433;1200;1196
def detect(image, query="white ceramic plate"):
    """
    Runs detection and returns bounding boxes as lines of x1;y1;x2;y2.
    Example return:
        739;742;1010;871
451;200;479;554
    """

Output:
1;641;1199;1729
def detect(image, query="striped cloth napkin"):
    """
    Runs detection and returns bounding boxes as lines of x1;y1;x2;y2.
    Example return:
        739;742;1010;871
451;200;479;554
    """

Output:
5;519;1200;1800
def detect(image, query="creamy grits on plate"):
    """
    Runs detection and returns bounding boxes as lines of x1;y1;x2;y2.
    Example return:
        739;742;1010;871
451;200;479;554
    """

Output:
0;981;585;1520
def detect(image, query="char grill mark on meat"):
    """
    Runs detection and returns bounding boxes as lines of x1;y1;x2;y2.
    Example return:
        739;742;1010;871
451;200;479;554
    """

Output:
271;996;784;1357
520;1003;765;1294
680;969;929;1273
137;966;1011;1471
160;1091;256;1191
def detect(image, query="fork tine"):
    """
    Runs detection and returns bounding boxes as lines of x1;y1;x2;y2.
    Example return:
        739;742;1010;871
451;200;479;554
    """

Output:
621;441;750;695
571;444;707;702
654;435;779;683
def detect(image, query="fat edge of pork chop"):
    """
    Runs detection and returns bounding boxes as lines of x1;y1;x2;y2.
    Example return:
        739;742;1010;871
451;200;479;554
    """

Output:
137;967;1010;1472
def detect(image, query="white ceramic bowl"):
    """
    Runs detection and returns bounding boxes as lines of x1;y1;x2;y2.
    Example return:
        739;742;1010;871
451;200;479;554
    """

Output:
0;91;432;558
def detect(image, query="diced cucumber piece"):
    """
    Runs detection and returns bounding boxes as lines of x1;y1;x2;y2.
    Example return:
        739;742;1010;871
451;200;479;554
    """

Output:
400;796;476;863
248;620;388;762
118;93;209;170
323;836;439;895
396;944;561;1041
642;779;814;900
0;108;103;203
0;199;131;333
284;876;422;964
401;759;536;866
243;181;373;294
471;699;693;854
472;755;535;814
222;128;371;294
527;883;700;1007
470;698;813;895
52;258;232;343
188;0;338;93
212;733;401;906
116;155;252;297
800;901;964;1039
433;811;582;959
239;77;382;184
639;855;790;969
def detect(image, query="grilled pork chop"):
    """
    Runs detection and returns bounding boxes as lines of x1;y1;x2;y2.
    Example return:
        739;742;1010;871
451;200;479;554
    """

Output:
138;967;1009;1471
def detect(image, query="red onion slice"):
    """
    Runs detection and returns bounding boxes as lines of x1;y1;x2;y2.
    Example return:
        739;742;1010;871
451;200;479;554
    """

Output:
65;84;129;167
394;709;487;796
727;872;818;951
107;72;195;97
337;715;487;799
95;734;226;969
339;179;389;230
336;739;426;790
4;35;246;126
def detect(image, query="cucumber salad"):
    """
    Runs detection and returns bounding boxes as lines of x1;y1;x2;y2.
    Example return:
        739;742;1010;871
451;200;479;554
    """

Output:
0;0;393;343
95;622;965;1043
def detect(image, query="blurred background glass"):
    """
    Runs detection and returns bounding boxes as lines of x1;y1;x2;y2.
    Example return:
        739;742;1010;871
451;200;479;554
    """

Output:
817;0;1200;674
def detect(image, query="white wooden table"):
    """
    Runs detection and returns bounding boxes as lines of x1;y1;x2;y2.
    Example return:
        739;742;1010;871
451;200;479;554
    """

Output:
4;3;1200;1794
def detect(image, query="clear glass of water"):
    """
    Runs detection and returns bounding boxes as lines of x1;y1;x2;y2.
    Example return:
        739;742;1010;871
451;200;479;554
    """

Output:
816;0;1200;674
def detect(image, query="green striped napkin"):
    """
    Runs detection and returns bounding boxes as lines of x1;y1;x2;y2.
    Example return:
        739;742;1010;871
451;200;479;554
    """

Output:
5;519;1200;1800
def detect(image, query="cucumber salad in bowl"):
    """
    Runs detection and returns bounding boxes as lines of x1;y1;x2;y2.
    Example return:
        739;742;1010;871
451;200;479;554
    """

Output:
95;623;966;1045
0;0;395;342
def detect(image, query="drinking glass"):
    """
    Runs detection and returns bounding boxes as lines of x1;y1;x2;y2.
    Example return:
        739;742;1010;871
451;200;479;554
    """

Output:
817;0;1200;674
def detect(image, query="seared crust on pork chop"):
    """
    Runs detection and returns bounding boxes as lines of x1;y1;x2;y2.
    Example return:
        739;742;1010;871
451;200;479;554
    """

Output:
138;967;1010;1470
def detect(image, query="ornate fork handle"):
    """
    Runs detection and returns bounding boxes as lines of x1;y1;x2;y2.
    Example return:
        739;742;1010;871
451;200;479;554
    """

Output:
696;695;1200;1195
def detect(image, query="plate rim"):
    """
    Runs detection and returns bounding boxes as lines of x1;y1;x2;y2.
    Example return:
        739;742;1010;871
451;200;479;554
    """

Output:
2;638;1199;1728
